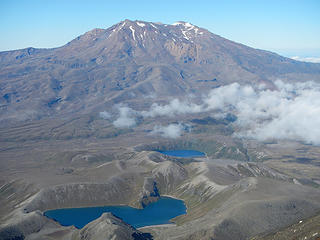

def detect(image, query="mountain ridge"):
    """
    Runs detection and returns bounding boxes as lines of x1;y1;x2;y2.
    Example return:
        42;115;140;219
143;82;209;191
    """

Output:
1;19;320;124
2;20;320;240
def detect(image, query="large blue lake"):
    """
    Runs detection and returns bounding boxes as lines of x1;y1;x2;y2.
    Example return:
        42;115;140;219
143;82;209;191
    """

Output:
158;150;205;158
44;197;186;229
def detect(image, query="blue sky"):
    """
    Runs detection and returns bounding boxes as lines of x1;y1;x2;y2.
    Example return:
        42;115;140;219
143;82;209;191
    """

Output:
1;0;319;58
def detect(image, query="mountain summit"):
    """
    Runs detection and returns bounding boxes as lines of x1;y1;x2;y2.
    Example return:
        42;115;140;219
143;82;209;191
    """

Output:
0;20;320;123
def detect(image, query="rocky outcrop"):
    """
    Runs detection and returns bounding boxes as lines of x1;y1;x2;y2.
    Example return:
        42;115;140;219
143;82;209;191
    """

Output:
0;226;25;240
76;213;152;240
0;210;51;240
2;145;320;240
25;176;139;212
0;212;153;240
140;177;160;207
152;161;188;193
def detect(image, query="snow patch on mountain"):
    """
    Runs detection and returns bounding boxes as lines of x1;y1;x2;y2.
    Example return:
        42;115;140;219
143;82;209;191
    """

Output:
129;26;136;41
136;22;146;27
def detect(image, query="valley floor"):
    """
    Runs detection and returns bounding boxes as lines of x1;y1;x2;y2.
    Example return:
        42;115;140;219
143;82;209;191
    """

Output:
1;115;320;240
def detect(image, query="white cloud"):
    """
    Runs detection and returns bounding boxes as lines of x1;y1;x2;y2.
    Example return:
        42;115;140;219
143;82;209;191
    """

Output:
101;80;320;145
112;106;137;128
99;111;111;119
225;80;320;145
151;123;188;138
141;98;203;118
291;56;320;63
204;83;256;111
146;80;320;144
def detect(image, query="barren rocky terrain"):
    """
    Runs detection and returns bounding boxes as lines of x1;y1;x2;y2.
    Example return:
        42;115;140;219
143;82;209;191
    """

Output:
1;20;320;240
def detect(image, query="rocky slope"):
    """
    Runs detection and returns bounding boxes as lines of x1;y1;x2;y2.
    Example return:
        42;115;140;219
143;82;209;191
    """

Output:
1;20;320;123
75;213;152;240
1;19;320;240
1;150;320;240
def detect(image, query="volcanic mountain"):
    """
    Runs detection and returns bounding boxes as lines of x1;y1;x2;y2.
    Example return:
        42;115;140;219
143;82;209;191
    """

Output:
2;20;320;240
1;19;320;123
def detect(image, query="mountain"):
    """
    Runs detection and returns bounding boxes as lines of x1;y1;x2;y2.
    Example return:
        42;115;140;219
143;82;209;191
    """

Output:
1;19;320;240
1;19;320;124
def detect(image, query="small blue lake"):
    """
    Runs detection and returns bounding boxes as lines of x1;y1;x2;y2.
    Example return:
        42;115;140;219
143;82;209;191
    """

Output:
44;197;186;229
158;150;205;158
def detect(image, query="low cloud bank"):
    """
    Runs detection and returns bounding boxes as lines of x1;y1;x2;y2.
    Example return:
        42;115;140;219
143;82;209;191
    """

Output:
99;111;111;119
205;80;320;145
101;80;320;144
236;81;320;144
151;123;188;138
112;106;137;128
141;99;203;118
291;56;320;63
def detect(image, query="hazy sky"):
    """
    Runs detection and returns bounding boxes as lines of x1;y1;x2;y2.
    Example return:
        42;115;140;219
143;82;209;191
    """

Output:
1;0;319;57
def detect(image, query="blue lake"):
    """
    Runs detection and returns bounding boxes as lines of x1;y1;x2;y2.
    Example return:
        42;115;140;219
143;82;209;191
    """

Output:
44;197;186;229
158;150;205;158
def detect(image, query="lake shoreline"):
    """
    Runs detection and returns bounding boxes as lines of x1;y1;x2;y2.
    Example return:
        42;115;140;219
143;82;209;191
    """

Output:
44;196;186;229
137;223;176;230
157;150;205;158
161;195;188;214
161;194;182;201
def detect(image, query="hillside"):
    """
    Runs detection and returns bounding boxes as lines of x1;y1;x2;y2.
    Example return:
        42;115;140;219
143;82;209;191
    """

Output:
1;19;320;124
1;20;320;240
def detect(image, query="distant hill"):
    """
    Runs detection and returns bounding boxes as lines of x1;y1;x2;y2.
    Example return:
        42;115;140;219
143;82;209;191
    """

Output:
1;19;320;123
